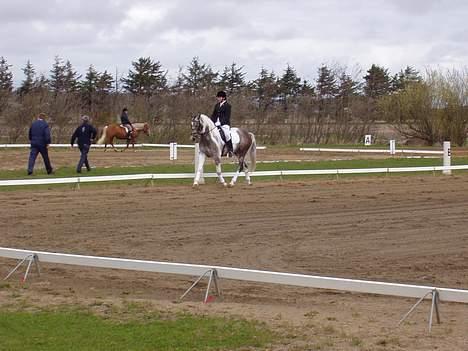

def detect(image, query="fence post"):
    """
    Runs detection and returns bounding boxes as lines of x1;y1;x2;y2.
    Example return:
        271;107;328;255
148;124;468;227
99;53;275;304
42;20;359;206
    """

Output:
169;142;178;161
443;141;451;175
389;140;396;155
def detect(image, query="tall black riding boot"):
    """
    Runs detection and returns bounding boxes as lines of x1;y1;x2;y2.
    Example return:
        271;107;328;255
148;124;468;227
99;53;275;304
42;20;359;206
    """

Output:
226;139;233;157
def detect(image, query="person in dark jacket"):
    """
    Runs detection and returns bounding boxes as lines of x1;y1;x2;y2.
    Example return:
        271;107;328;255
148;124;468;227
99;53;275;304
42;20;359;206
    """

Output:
120;107;133;139
71;115;97;173
210;91;233;156
27;112;53;175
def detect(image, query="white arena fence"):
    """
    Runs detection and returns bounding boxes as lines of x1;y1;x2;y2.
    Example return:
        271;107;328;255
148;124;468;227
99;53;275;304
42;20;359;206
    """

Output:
300;140;450;156
1;247;467;304
0;143;267;150
0;143;195;149
1;165;468;187
300;147;444;155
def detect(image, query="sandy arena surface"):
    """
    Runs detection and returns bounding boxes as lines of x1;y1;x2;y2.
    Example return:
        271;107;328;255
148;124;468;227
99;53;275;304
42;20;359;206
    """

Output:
0;147;468;350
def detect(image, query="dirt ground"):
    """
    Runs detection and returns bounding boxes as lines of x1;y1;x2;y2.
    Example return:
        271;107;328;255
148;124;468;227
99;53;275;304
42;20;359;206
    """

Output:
1;148;468;350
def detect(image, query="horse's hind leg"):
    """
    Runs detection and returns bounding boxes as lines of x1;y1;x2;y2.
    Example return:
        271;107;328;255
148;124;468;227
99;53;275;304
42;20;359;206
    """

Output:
229;157;244;187
244;160;252;185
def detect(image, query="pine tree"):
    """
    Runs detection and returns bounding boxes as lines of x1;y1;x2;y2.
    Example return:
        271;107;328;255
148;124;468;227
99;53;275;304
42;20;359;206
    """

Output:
0;56;13;92
121;57;167;96
80;65;100;106
300;80;315;96
278;64;301;99
316;65;338;99
250;68;278;110
337;72;360;107
391;66;422;91
63;60;81;92
96;70;114;94
49;56;67;94
363;64;391;98
182;57;218;93
219;63;246;93
19;60;36;95
80;65;99;93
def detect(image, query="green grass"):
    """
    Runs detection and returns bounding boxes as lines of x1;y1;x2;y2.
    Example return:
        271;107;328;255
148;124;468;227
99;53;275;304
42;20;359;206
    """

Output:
0;309;273;351
1;157;467;190
3;157;468;179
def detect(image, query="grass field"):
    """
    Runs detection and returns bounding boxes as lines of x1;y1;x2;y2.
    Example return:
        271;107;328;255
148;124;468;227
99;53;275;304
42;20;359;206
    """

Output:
0;305;274;351
2;156;467;180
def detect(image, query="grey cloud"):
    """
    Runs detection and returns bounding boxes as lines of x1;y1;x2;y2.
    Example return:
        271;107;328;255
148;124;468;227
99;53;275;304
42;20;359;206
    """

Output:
1;0;467;84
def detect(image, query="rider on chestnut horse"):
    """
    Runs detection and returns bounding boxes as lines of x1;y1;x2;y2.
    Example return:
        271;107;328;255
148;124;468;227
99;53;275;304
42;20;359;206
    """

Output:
120;108;133;139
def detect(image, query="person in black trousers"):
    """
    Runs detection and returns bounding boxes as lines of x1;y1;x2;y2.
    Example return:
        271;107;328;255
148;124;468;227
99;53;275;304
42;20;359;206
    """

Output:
70;115;97;173
27;112;53;175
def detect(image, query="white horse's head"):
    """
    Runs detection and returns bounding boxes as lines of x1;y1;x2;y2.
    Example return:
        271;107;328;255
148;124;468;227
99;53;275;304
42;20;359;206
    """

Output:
191;114;214;142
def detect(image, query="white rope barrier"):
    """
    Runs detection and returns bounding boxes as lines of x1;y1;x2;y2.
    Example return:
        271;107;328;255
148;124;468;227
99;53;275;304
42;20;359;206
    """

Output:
1;247;467;303
1;165;467;187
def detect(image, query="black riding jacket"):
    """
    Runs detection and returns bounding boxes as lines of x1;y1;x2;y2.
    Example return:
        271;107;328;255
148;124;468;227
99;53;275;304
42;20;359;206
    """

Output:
70;122;97;147
210;101;231;126
120;111;131;125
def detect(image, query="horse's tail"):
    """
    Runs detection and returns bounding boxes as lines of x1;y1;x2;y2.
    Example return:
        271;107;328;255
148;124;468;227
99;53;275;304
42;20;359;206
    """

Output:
248;132;256;172
96;126;108;144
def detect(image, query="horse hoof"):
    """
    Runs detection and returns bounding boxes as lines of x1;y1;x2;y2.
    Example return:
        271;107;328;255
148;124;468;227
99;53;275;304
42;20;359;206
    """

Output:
192;183;199;188
222;183;227;188
228;183;235;188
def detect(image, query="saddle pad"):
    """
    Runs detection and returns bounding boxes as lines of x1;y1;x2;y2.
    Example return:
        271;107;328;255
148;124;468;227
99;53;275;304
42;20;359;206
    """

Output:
230;128;240;145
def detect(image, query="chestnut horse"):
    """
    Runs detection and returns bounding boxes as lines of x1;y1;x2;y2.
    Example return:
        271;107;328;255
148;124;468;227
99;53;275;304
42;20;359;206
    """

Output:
96;122;150;151
191;114;256;187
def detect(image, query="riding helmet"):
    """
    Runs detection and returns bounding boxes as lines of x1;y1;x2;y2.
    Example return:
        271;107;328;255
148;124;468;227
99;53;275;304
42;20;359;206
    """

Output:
216;91;227;98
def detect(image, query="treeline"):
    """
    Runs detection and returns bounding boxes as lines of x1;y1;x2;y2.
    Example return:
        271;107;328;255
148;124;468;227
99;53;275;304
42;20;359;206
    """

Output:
0;55;466;145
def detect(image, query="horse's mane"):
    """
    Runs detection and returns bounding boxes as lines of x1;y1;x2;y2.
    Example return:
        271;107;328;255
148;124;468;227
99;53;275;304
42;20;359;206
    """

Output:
199;114;215;130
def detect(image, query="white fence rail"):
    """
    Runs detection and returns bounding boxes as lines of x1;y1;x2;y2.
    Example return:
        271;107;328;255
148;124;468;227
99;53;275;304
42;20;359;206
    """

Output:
1;165;467;187
1;247;467;303
300;147;444;155
0;143;196;149
0;143;266;150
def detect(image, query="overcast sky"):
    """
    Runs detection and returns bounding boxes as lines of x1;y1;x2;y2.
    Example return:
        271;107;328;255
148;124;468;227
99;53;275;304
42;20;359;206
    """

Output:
1;0;467;85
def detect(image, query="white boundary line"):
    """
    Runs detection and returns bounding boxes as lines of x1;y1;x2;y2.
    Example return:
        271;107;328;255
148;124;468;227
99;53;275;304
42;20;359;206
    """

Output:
1;165;467;187
0;247;467;303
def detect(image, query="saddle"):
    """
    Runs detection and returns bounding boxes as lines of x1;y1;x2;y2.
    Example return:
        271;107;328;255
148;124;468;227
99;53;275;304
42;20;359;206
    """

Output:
120;124;134;138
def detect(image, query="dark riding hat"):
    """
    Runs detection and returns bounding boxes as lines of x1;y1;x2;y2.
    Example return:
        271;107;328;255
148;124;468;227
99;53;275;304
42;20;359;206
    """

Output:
122;107;128;112
216;91;227;98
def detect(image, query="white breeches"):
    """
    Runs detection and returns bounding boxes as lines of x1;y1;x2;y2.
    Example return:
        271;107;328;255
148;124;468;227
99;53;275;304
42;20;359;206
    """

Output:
220;125;231;142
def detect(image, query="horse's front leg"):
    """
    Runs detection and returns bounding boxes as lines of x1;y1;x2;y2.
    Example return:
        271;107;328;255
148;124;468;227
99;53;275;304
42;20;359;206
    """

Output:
214;156;227;187
229;156;244;187
122;139;130;152
109;138;117;152
193;152;206;187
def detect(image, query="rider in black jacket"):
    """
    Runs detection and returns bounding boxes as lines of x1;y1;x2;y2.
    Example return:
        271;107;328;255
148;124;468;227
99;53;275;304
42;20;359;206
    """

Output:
120;108;133;139
210;91;233;156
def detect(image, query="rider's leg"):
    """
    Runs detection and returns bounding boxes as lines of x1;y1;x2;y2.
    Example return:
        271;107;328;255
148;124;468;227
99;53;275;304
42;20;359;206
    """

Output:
221;125;233;156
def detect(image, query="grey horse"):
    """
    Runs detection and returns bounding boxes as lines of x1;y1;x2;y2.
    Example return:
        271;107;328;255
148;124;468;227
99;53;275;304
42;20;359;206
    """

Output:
191;114;256;187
